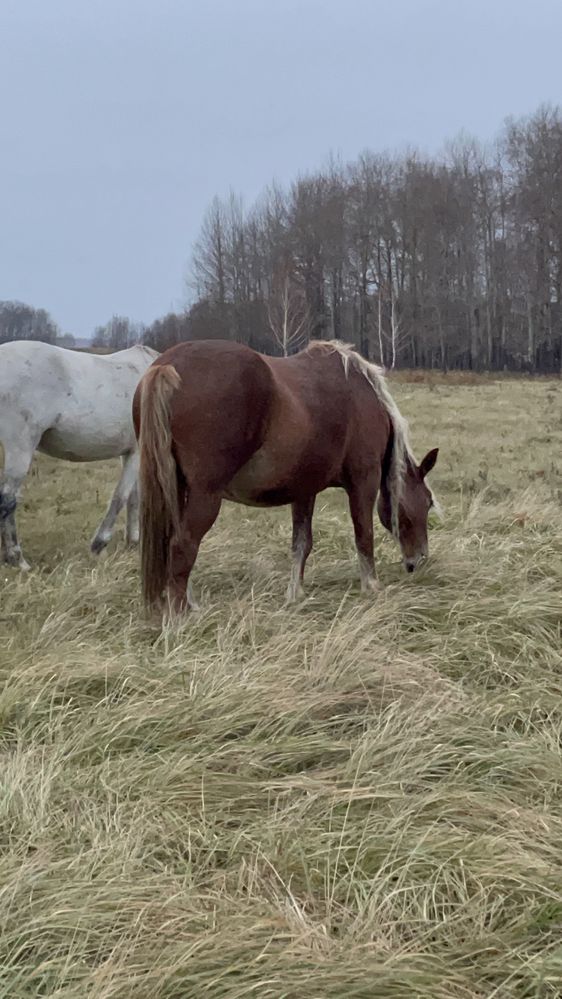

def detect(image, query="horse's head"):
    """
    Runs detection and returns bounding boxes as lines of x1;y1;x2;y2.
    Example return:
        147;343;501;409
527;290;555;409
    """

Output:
377;447;439;573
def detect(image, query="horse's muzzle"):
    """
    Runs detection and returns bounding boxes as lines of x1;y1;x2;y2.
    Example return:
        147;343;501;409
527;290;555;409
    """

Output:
404;554;427;573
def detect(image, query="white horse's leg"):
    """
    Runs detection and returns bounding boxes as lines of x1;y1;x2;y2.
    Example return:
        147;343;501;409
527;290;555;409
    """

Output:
91;451;139;554
126;480;140;546
0;440;35;571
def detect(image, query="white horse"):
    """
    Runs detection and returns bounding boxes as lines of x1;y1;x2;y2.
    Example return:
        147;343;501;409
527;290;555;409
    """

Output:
0;340;159;569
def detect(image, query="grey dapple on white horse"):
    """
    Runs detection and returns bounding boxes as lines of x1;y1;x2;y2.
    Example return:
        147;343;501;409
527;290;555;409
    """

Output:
0;340;158;569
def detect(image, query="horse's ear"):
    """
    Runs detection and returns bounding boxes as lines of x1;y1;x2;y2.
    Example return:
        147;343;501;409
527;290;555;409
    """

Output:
419;448;439;479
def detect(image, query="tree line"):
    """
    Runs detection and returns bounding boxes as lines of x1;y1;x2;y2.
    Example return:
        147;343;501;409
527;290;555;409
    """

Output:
0;301;74;347
4;105;561;372
142;104;562;373
0;304;142;352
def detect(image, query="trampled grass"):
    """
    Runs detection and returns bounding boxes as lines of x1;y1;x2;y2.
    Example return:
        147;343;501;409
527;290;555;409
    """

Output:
1;376;561;998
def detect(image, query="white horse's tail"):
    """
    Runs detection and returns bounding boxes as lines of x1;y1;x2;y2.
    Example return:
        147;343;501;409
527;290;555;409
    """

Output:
138;364;181;609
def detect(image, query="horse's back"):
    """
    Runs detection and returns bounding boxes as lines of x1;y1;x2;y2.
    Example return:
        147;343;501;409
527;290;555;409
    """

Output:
0;339;59;382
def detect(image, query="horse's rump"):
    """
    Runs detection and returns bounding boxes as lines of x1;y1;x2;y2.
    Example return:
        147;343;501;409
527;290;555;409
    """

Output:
135;341;275;605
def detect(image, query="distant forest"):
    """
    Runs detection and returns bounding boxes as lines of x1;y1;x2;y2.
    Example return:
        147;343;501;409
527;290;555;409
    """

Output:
3;105;562;373
0;301;75;349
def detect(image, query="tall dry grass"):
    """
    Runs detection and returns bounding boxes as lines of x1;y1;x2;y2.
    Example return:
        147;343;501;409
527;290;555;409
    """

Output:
1;377;561;997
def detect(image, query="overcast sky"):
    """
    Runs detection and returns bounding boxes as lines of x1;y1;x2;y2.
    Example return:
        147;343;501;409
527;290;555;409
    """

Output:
2;0;561;338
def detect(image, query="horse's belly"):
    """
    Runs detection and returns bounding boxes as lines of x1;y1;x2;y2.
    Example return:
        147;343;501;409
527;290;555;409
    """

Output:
222;481;280;507
222;446;338;508
222;449;291;506
38;425;130;462
223;488;294;508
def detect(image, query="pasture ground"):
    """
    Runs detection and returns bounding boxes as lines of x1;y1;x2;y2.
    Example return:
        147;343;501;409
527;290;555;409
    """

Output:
1;376;561;998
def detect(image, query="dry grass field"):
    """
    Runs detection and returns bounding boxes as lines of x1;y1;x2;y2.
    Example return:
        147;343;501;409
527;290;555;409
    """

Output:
1;375;561;998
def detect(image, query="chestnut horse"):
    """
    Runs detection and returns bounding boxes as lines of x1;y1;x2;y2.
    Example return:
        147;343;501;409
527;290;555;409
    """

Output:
133;339;439;613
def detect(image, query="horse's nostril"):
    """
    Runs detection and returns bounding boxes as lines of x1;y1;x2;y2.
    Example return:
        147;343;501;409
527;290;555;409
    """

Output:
406;562;415;573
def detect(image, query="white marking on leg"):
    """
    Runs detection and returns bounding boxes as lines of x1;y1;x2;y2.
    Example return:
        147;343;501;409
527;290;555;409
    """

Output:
358;553;382;594
186;581;200;611
11;548;31;572
286;542;306;603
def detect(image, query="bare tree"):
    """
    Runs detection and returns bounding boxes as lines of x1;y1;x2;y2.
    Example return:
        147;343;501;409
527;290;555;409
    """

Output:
92;316;142;350
389;285;403;370
267;263;310;356
190;196;229;308
376;290;385;366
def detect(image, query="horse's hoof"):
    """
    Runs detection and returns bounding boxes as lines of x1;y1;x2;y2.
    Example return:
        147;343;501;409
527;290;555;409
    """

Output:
4;554;31;571
90;537;107;555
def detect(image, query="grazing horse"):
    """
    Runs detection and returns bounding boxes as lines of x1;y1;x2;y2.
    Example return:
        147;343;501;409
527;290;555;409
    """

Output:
0;340;158;569
134;339;439;613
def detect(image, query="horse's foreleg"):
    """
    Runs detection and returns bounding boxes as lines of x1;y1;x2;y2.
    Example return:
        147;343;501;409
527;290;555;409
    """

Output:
91;451;139;554
0;444;34;571
286;496;315;603
347;479;381;594
167;489;222;615
0;501;29;571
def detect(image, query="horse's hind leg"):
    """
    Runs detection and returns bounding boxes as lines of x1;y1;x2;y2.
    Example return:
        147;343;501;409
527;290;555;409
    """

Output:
0;442;34;571
346;477;381;593
91;451;139;554
286;496;316;603
167;488;222;614
126;481;140;546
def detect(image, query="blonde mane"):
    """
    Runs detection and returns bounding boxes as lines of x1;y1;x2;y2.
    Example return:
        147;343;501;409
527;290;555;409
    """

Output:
307;340;440;537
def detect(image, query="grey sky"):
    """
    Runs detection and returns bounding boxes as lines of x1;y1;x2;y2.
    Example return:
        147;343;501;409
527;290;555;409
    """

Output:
2;0;561;339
